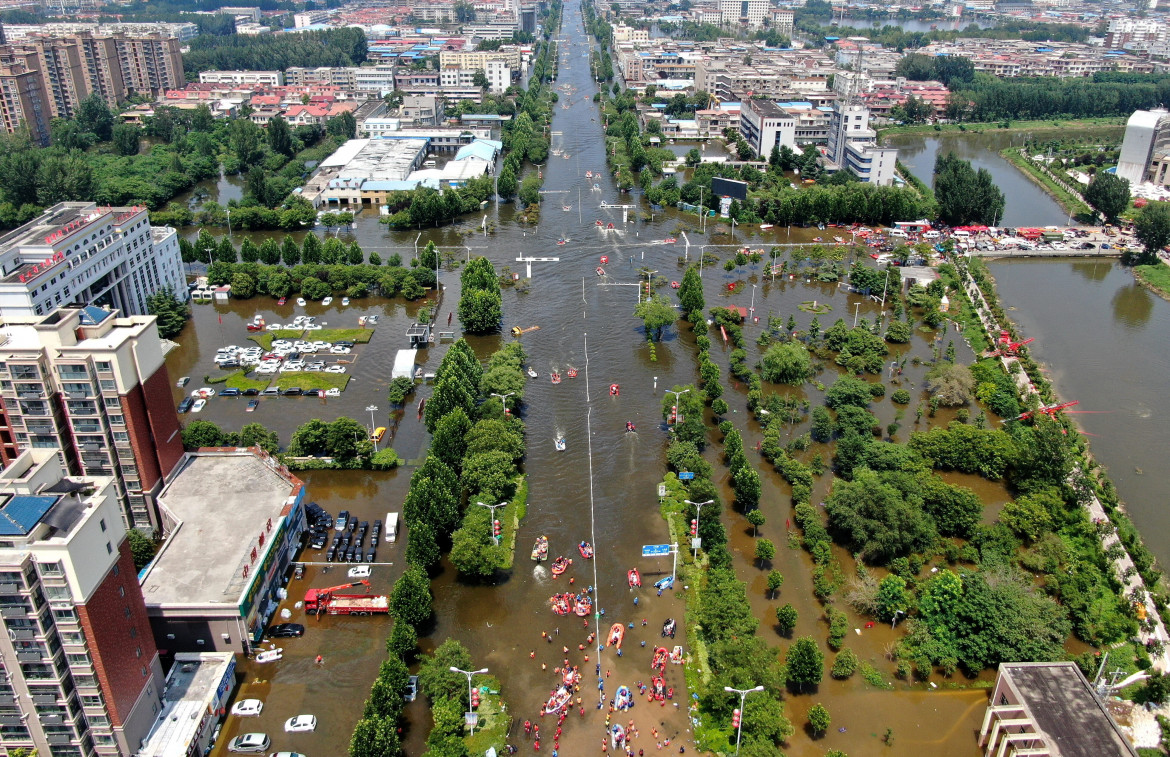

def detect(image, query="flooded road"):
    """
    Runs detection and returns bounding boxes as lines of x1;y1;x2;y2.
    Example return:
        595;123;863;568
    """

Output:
192;4;997;754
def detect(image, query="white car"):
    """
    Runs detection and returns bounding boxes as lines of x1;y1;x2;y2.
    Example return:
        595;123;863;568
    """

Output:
272;340;293;350
265;323;284;331
230;699;264;717
367;315;379;324
304;324;323;331
191;399;206;413
348;565;371;579
282;360;306;371
227;732;270;753
324;366;346;374
312;341;331;350
330;345;351;355
284;715;317;733
325;388;341;397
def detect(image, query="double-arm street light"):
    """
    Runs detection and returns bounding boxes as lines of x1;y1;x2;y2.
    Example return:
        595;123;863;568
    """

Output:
450;666;489;735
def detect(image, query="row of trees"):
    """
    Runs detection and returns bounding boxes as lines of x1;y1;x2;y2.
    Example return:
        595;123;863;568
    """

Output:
199;255;435;301
183;27;367;74
458;256;504;333
933;153;1005;226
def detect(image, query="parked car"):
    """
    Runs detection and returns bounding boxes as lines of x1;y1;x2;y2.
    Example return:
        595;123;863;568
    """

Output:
261;387;281;396
177;397;193;413
406;675;419;702
219;388;241;397
266;623;305;638
282;387;303;396
230;699;264;717
284;715;317;733
336;510;350;530
227;733;270;753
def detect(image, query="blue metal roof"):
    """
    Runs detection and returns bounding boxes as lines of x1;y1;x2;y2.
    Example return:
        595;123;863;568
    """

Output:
78;306;113;326
455;140;502;162
0;496;57;536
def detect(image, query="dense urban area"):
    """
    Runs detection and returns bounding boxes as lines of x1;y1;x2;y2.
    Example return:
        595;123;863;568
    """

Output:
6;0;1170;754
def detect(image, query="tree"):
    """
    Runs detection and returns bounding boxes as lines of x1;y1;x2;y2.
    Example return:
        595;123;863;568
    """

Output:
633;294;676;341
1083;172;1129;224
1001;494;1053;543
111;123;141;156
496;166;517;200
1134;201;1170;264
1135;673;1170;705
775;604;798;635
281;236;301;266
785;637;824;691
349;715;401;757
181;420;228;449
766;569;784;599
760;342;811;384
830;649;858;679
459;257;503;333
237;422;279;453
230;272;256;299
418;638;473;703
387;619;418;661
327;111;357;139
933;153;1005;226
926;362;974;407
405;521;441;571
146;291;190;338
677;265;704;318
810;406;834;442
388;566;432;628
807;704;831;736
733;466;761;512
126;529;157;570
875;575;910;623
76;93;114;141
685;148;702;167
450;517;502;578
267;115;294;157
37;152;92;204
754;538;775;567
229;118;264;167
747;509;765;537
825;468;938;563
825;376;873;410
431;407;471;470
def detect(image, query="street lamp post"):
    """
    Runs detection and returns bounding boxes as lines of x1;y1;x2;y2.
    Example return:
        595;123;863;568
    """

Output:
490;391;515;416
665;388;690;426
477;501;507;544
450;666;489;735
365;405;379;452
226;208;231;238
853;301;861;328
723;685;765;757
684;499;713;558
749;284;757;320
642;269;657;303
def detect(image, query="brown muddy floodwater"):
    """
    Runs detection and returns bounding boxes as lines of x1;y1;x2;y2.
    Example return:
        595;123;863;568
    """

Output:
190;3;1002;754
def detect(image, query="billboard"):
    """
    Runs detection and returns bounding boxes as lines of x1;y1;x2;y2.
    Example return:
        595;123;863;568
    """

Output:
711;177;748;202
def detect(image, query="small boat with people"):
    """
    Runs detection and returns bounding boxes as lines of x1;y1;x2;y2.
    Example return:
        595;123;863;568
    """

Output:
654;575;674;592
527;367;538;378
661;618;676;638
563;205;572;212
544;685;573;715
550;556;572;577
670;645;684;664
649;676;668;701
663;238;677;244
586;171;593;179
549;593;575;615
651;647;669;671
615;685;633;711
557;237;568;245
611;724;627;750
555;436;566;451
596;266;606;277
628;568;641;587
531;536;549;562
255;649;283;664
573;593;592;617
566;367;578;378
610;384;620;396
608;622;625;649
625;421;636;433
551;371;562;384
578;541;594;559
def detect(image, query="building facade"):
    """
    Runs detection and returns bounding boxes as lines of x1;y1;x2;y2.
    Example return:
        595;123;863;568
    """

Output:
740;98;796;157
824;101;897;185
718;0;768;29
0;203;187;320
0;448;165;757
198;69;283;87
0;306;186;531
1117;108;1170;187
0;51;51;146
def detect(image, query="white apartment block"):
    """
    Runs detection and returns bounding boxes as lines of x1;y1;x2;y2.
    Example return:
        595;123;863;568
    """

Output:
293;10;329;27
198;70;284;86
613;25;649;43
740;98;796;156
825;102;896;185
439;48;523;72
486;59;511;93
719;0;769;28
0;204;187;320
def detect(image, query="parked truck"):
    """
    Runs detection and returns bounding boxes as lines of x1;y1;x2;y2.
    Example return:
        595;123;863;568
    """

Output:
303;580;390;616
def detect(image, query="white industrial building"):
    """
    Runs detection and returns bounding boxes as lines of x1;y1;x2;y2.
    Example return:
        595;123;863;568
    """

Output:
0;203;186;319
823;102;897;186
1117;109;1170;187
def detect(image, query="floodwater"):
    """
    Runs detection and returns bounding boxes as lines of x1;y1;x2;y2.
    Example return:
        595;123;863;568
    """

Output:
195;3;996;755
834;14;992;33
988;258;1170;569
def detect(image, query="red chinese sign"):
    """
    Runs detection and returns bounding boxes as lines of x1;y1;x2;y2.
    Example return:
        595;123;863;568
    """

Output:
18;251;65;284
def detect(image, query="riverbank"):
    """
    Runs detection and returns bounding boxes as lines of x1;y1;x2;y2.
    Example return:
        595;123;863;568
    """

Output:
1133;262;1170;302
999;146;1092;221
878;117;1126;139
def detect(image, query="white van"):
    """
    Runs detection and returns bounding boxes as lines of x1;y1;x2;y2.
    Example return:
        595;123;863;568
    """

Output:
953;230;970;238
385;512;399;543
889;229;908;238
923;230;941;240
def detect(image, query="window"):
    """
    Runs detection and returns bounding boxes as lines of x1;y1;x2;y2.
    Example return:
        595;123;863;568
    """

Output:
99;380;115;392
95;362;111;372
52;608;76;622
66;654;89;667
39;561;62;576
106;543;112;556
122;606;130;618
99;519;105;533
108;415;124;426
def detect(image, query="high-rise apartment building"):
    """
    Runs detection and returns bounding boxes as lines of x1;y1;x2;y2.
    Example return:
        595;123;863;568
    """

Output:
719;0;769;29
824;101;897;185
0;202;187;320
0;305;185;531
0;447;164;757
0;50;51;146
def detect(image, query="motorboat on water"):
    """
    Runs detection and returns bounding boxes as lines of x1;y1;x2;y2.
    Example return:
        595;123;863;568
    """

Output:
555;436;566;451
527;367;539;378
611;724;627;750
661;618;676;638
544;685;573;715
651;647;669;671
563;666;580;687
615;686;633;710
628;568;641;587
567;368;578;378
608;622;625;649
531;536;549;561
549;592;575;615
578;541;594;559
255;649;283;664
551;371;562;384
550;556;571;576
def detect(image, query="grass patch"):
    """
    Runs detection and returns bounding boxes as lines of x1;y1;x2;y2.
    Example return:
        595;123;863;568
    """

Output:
878;117;1125;139
859;660;895;690
499;475;528;570
225;371;271;391
248;333;274;350
249;329;374;351
1135;264;1170;299
273;372;350;391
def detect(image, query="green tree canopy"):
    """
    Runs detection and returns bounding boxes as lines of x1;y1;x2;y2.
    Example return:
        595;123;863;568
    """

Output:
1083;171;1130;224
760;341;812;385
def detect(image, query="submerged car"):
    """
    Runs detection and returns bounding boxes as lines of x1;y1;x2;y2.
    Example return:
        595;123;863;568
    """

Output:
266;623;304;638
227;732;270;753
230;699;264;717
284;715;317;733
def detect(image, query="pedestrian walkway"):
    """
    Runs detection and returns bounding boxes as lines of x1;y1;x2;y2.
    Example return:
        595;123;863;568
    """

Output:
957;263;1170;671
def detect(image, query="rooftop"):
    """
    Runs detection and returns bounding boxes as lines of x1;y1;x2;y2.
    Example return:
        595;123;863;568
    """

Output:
139;653;235;757
0;494;59;536
1001;662;1137;757
320;138;430;183
142;453;296;607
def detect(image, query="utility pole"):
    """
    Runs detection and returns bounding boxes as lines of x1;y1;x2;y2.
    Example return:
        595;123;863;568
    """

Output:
366;405;379;452
476;501;507;545
685;499;713;558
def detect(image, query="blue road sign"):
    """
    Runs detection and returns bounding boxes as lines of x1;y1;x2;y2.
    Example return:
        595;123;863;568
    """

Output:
678;472;695;480
642;544;671;557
